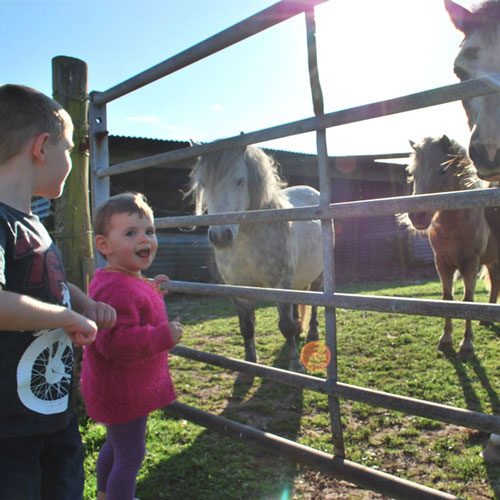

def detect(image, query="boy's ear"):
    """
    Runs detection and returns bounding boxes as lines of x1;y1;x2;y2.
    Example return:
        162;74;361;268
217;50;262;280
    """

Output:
31;133;50;164
94;234;110;256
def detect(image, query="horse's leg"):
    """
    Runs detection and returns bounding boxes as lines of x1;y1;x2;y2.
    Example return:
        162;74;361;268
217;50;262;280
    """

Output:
482;433;500;464
307;306;319;342
233;298;257;363
306;274;323;342
277;302;303;372
486;261;500;305
480;262;500;326
292;304;303;342
435;258;455;353
457;261;480;360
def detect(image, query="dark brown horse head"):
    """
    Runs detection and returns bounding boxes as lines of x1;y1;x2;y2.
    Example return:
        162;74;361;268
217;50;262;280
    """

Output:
406;135;468;230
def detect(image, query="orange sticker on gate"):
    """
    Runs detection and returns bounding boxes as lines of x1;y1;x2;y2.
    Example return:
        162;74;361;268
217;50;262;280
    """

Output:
300;341;331;372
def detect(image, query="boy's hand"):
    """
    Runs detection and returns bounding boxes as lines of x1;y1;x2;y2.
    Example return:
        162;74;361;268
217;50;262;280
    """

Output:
153;274;170;295
83;300;117;329
63;312;98;347
169;316;183;345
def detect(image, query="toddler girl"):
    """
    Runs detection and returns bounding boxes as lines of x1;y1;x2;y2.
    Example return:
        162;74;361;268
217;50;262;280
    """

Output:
80;192;183;500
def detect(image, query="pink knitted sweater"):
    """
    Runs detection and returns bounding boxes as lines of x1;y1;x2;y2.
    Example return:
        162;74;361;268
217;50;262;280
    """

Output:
80;268;176;425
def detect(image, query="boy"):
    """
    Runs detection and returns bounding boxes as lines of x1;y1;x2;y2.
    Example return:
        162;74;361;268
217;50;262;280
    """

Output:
0;84;116;499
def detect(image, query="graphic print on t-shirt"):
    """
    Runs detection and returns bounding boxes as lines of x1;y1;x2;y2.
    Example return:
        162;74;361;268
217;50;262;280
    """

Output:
13;223;66;302
16;282;74;415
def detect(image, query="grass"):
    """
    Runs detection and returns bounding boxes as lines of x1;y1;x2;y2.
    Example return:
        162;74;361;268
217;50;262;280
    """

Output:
81;278;500;499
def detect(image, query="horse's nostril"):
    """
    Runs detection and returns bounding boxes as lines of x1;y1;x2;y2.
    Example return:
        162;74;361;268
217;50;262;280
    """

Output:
208;226;234;247
469;144;500;168
469;144;486;165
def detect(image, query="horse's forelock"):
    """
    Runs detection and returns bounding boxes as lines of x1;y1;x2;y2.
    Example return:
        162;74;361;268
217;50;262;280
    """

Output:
245;146;287;210
189;145;287;212
463;1;500;35
409;136;487;190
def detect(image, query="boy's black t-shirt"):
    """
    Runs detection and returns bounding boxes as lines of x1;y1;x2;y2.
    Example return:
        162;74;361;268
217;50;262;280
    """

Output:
0;201;74;438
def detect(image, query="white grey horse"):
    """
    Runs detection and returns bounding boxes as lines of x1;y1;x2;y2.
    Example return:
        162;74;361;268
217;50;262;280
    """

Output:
445;0;500;180
189;145;323;372
446;0;500;463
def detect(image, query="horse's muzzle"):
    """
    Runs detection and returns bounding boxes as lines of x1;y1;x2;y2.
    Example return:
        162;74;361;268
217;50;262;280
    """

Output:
469;144;500;181
408;212;432;230
208;225;234;248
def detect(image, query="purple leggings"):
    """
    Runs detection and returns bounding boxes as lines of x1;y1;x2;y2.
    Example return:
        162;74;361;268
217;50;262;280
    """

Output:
96;416;148;500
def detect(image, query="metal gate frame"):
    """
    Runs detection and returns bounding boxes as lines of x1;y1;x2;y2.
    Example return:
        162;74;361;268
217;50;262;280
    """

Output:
89;1;500;498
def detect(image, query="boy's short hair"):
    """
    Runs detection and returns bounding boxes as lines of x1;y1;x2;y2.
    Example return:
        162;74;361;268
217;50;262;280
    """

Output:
0;84;66;164
93;192;154;236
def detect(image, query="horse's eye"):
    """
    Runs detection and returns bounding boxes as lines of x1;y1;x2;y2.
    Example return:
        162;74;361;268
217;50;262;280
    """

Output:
235;178;245;186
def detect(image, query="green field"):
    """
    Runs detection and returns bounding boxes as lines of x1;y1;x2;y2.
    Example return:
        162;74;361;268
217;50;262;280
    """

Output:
81;278;500;499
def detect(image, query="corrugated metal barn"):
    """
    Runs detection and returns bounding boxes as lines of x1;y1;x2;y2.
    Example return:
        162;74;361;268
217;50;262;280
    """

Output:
107;136;435;284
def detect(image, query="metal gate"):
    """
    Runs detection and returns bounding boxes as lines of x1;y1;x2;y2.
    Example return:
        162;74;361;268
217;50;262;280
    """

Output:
89;1;500;498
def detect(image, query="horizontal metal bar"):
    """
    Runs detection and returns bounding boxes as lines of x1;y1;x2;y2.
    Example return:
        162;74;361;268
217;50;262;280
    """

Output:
97;74;500;178
167;401;457;499
92;0;327;106
172;345;500;434
164;280;500;323
154;188;500;228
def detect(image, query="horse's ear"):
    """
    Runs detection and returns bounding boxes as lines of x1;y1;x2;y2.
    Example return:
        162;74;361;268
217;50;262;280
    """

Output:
439;134;452;153
409;140;416;150
444;0;475;34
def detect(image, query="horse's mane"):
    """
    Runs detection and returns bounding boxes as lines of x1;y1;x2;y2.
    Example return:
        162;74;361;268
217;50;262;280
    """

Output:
189;145;287;214
407;136;488;191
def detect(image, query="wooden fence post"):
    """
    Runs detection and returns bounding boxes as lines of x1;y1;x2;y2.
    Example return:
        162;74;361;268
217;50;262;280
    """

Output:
52;56;94;291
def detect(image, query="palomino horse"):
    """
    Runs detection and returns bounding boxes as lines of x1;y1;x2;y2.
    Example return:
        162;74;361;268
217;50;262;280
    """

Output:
189;145;323;372
445;0;500;463
406;135;500;359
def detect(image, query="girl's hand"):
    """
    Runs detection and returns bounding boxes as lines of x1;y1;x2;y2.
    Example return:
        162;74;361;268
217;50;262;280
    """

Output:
153;274;170;296
83;300;117;329
169;316;183;345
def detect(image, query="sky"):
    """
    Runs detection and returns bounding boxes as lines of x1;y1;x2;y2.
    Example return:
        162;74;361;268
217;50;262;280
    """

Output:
1;0;473;157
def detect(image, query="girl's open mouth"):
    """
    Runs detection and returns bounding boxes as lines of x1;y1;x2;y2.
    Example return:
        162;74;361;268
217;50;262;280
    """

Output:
136;249;151;259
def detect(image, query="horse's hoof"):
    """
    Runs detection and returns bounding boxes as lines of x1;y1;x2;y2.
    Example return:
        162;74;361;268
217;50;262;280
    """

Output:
437;341;454;355
457;346;475;362
236;371;255;385
481;435;500;464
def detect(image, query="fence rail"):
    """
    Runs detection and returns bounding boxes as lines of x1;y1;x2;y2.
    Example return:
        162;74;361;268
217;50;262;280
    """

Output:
164;280;500;323
92;0;327;106
96;73;500;178
152;188;500;229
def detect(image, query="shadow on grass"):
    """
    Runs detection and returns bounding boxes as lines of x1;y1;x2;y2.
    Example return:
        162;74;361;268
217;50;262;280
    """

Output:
136;344;304;500
444;351;500;495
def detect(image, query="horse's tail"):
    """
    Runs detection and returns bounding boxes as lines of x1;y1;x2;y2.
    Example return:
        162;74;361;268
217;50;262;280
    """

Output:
297;304;311;333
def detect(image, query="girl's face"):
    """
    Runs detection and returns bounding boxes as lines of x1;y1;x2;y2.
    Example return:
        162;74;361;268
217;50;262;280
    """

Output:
97;211;158;276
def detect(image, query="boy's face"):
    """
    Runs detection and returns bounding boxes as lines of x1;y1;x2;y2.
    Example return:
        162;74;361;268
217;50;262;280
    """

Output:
96;211;158;276
35;110;74;199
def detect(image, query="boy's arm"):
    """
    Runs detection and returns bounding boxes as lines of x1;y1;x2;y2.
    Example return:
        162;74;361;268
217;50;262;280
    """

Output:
68;283;116;329
0;288;97;346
